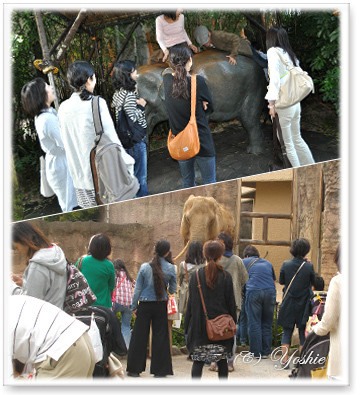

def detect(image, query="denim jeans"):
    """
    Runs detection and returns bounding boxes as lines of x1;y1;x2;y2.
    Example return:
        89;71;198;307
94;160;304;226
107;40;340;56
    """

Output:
239;297;248;343
113;303;132;349
126;139;149;197
245;288;276;357
178;156;216;189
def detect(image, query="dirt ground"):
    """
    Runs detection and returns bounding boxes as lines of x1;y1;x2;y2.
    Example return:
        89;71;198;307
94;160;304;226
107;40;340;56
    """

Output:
22;97;339;219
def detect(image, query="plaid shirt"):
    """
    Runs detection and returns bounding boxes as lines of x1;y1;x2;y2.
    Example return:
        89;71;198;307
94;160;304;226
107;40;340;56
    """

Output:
113;271;136;306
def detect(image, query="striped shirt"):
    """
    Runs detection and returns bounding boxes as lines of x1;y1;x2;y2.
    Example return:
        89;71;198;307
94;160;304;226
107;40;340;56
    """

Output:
10;295;88;369
113;271;136;306
111;89;147;129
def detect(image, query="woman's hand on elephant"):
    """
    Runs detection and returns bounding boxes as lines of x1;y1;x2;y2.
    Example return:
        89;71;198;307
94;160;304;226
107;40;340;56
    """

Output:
226;55;237;65
137;98;147;107
189;44;198;53
162;49;169;62
12;273;23;287
202;101;209;110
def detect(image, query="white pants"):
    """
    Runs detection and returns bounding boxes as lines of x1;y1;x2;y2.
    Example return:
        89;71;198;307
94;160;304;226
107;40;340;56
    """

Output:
276;103;315;167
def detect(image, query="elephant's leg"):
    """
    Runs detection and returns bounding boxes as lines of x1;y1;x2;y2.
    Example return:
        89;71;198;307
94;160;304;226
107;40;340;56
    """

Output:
239;105;265;154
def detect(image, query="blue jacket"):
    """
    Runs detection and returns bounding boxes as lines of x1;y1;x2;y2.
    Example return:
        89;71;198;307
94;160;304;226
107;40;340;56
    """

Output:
131;258;177;310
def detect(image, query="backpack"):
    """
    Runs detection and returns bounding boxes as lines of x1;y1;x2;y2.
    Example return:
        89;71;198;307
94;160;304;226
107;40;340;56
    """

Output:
116;92;146;149
273;48;314;109
90;96;139;205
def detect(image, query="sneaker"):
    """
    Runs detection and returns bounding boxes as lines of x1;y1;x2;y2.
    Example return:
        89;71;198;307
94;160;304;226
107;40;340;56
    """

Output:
261;355;268;359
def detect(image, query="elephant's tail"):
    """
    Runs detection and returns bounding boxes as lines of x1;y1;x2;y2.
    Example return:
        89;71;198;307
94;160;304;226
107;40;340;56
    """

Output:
174;240;190;261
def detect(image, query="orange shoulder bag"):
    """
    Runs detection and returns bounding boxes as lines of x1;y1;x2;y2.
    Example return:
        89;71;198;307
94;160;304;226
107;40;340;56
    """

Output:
167;74;200;161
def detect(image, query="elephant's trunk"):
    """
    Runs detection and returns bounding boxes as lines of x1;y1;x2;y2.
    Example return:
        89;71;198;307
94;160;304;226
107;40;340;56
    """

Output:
174;240;190;261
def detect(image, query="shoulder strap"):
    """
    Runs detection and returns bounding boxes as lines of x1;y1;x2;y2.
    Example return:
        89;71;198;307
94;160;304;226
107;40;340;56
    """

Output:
196;269;208;318
190;75;197;121
224;255;236;271
246;257;260;273
91;96;104;146
282;260;307;300
273;113;287;157
274;48;293;70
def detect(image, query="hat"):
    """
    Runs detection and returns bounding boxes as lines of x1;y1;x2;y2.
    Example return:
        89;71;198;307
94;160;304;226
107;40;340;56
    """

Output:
194;26;210;47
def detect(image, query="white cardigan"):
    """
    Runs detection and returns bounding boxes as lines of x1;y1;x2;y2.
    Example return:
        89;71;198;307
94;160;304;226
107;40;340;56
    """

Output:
313;273;342;377
265;47;299;102
58;93;123;190
10;295;88;373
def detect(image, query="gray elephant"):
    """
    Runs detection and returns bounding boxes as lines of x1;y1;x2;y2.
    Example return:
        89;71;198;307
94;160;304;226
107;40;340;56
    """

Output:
175;195;236;259
136;48;267;153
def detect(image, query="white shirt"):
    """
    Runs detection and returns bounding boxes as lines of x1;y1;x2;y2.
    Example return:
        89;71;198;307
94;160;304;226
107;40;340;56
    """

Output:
10;295;88;369
58;93;122;190
265;47;299;101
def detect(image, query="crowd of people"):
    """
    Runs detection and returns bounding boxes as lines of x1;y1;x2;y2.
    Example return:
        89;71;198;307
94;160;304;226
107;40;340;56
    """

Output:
20;10;315;212
10;220;341;381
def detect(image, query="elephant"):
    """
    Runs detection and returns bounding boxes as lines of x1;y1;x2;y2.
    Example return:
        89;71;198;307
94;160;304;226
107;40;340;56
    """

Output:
136;48;267;153
175;195;236;259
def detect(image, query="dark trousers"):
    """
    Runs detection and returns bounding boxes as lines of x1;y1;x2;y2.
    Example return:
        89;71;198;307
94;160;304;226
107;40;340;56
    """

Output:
191;359;228;379
126;301;173;376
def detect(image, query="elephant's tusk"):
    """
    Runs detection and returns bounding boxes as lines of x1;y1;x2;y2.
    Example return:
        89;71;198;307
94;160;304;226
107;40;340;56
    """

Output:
174;240;190;261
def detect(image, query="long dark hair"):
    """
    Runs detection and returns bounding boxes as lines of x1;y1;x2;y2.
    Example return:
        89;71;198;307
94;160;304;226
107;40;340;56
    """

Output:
112;60;137;92
67;60;95;101
266;27;298;66
12;222;52;259
185;241;205;265
150;240;171;300
203;240;225;290
21;78;48;117
169;45;192;100
334;244;340;272
113;259;133;282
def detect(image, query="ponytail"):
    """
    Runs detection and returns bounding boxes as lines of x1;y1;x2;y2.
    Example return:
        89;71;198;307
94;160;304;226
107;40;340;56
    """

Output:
169;45;192;100
150;239;171;300
203;240;225;290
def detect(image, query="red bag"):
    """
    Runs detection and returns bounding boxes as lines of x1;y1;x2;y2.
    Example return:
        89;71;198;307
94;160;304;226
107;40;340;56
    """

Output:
167;294;178;316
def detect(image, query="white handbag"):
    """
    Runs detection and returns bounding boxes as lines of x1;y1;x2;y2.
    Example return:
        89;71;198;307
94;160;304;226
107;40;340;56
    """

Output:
87;313;103;363
273;48;315;109
39;156;55;197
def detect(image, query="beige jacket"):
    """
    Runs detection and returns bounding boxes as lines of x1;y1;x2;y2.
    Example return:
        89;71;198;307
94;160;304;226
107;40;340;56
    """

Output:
313;273;342;377
218;254;248;318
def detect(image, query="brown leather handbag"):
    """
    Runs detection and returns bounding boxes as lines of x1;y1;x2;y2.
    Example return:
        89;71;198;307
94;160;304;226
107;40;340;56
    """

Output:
196;269;236;342
167;74;200;161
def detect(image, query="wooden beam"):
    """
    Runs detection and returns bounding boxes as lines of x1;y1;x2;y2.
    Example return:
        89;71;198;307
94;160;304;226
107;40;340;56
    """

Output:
240;212;293;220
55;9;88;63
49;21;72;57
34;11;59;110
105;19;141;80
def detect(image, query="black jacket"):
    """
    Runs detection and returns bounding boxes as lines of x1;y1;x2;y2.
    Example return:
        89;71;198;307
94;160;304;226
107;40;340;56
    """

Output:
163;74;215;157
278;257;316;328
184;266;236;354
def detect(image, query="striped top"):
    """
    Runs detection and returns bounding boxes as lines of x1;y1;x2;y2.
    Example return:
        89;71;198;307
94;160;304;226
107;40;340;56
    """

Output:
111;89;147;129
10;295;88;368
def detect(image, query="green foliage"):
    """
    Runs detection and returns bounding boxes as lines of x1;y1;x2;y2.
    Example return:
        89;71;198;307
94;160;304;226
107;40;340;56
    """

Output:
43;207;101;222
280;11;340;113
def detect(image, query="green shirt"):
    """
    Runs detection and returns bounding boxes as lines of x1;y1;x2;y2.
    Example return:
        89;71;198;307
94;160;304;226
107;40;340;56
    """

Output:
76;255;115;309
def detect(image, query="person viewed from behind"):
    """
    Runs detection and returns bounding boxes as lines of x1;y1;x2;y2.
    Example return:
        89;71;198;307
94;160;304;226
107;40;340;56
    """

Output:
21;78;77;212
58;60;134;208
194;25;267;68
242;245;277;360
10;295;95;380
112;259;136;349
111;60;149;197
312;245;342;380
209;232;248;372
149;8;198;64
178;241;206;315
76;233;115;309
163;45;216;189
11;222;67;309
126;240;177;378
184;240;237;380
278;238;316;368
265;27;315;167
